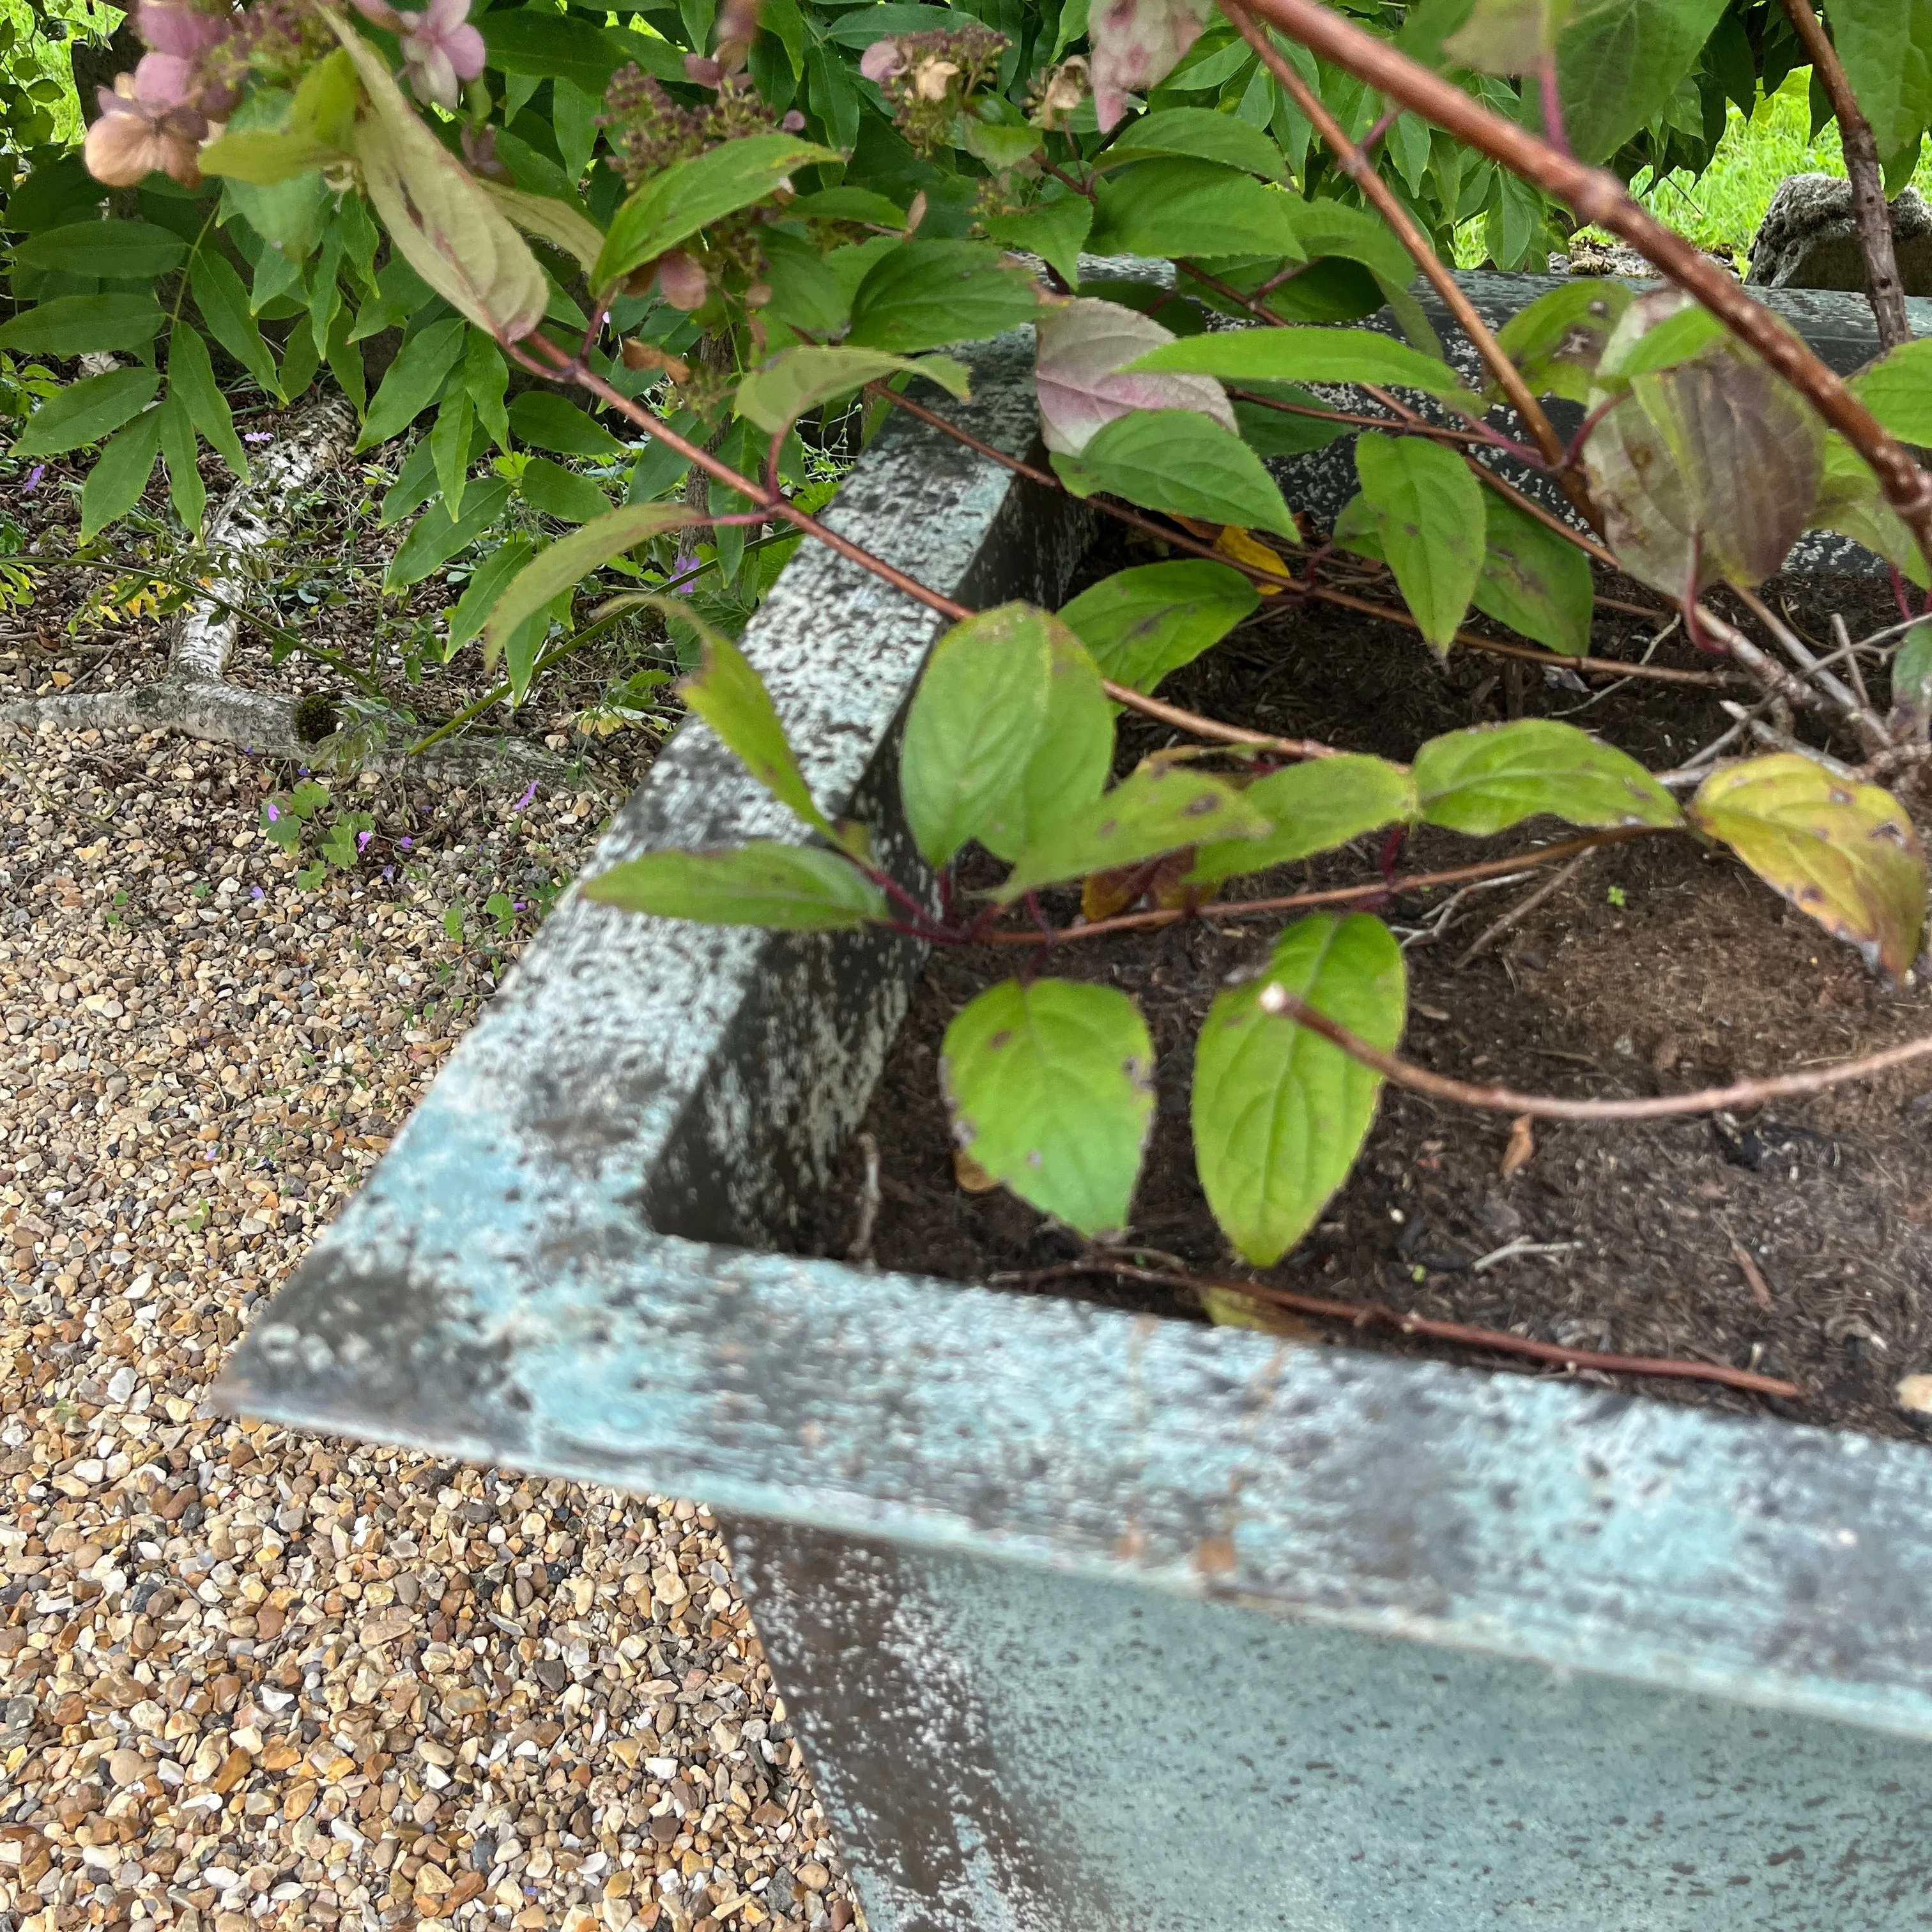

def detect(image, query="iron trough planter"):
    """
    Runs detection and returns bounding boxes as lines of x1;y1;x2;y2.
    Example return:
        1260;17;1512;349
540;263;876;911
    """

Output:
220;279;1932;1932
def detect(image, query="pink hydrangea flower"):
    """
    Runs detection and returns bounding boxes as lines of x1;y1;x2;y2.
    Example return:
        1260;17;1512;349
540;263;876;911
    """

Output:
1087;0;1212;130
860;38;905;84
135;1;234;61
353;0;485;111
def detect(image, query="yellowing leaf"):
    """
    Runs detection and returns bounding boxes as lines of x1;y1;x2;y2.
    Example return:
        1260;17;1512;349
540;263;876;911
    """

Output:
330;12;548;342
1690;755;1927;981
1215;525;1289;594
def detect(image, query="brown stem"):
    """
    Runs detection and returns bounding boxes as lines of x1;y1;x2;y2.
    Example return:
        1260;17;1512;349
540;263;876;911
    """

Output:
1777;0;1911;351
1256;982;1932;1121
871;383;1733;688
1100;680;1338;760
984;827;1664;944
1219;0;1597;530
517;337;974;625
1016;1259;1804;1400
1226;0;1932;576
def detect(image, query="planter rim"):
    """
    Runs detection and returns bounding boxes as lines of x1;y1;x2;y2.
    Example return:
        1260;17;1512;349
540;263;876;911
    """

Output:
219;300;1932;1752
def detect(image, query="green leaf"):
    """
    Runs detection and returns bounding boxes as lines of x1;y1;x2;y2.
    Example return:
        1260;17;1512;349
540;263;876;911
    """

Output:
0;294;162;356
1850;337;1932;446
1089;158;1305;262
465;330;512;452
1413;719;1683;834
9;368;160;459
521;458;613;525
1444;0;1570;73
508;391;627;459
188;254;280;397
431;390;473;523
1827;0;1932;158
941;978;1154;1238
582;845;888;929
1057;559;1259;694
448;537;535;654
1690;753;1926;980
1232;394;1354;457
1193;913;1406;1266
480;6;631;91
334;17;548;341
291;45;360;146
998;765;1273;900
480;503;702;664
80;410;165;543
594;134;841;291
1126;326;1478;411
1103;105;1285;178
736;346;970;435
846;242;1045;353
789;187;908;226
479;180;608;279
1337;433;1484;650
1052;410;1296;539
1600;302;1728;381
198;128;341;184
168;326;249;482
158;388;205;536
982;197;1094;289
680;629;838;840
1549;0;1731;164
1811;434;1926;587
899;603;1112;867
357;318;468;450
385;477;514;590
1494;278;1632;404
13;220;187;279
1471;493;1593;657
1188;756;1419;886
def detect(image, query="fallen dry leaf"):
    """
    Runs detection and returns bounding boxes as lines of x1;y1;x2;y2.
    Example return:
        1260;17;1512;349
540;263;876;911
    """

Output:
953;1146;1000;1193
1501;1113;1535;1177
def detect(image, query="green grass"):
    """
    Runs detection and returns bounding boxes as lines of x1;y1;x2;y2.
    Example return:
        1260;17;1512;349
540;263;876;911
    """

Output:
1623;70;1932;266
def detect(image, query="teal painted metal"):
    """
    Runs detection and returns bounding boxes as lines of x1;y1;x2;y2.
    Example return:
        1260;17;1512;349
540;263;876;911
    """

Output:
218;288;1932;1932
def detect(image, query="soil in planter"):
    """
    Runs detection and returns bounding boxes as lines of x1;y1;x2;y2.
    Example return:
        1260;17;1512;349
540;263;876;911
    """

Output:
810;558;1932;1441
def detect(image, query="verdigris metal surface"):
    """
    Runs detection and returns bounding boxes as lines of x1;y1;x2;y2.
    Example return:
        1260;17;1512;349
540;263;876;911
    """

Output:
217;302;1932;1931
735;1522;1932;1931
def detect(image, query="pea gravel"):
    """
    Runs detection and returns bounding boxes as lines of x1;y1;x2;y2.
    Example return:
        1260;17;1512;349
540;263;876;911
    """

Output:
0;719;861;1932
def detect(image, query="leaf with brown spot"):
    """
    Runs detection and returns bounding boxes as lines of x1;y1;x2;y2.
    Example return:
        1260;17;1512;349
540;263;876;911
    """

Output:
997;765;1270;901
1690;754;1926;981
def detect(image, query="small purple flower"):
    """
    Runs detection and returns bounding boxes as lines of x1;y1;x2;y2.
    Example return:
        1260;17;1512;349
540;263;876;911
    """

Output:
512;781;539;813
243;431;273;444
264;802;280;822
356;830;373;853
512;900;528;913
251;885;264;902
383;866;395;882
22;465;43;493
399;838;413;849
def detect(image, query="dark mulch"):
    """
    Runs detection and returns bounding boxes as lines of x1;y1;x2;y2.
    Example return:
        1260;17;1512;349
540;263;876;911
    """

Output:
809;551;1932;1441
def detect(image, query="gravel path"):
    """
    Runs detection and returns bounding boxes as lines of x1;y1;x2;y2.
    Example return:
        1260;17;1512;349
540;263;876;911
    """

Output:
0;719;858;1932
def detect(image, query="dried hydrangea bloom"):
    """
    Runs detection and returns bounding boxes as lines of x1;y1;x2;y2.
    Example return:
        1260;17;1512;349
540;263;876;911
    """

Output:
861;24;1006;154
1031;56;1089;130
1088;0;1213;130
85;59;210;188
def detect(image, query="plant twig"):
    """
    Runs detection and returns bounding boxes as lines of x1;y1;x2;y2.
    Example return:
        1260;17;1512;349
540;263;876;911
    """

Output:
1218;1;1590;523
871;384;1733;688
1452;848;1593;968
1225;0;1932;576
1008;1257;1805;1400
982;826;1666;944
1252;981;1932;1120
1777;0;1910;349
